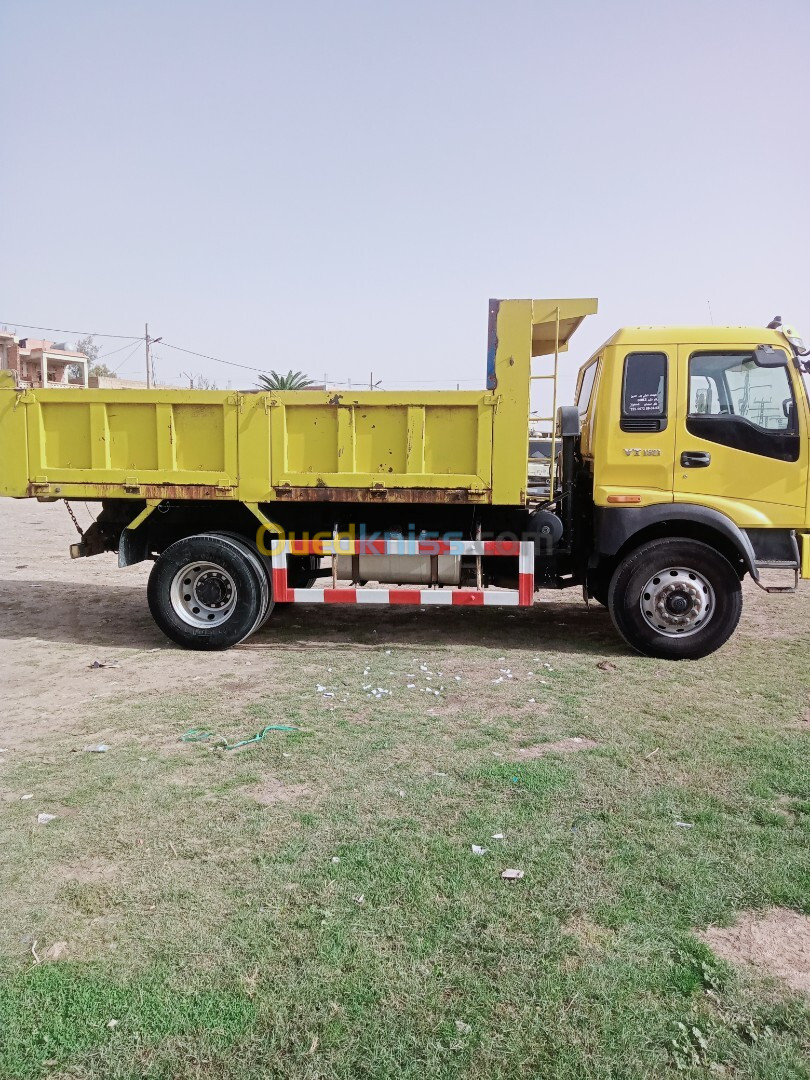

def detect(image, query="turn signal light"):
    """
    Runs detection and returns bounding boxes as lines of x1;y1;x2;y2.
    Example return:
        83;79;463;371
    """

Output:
606;495;642;504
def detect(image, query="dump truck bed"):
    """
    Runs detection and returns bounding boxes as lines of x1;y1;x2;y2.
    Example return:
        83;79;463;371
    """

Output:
0;299;596;507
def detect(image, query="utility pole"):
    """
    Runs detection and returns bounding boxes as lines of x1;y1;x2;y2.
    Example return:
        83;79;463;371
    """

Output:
145;323;152;388
145;323;162;389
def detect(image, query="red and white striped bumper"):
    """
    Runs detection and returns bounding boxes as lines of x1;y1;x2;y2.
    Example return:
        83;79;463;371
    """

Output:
269;538;535;607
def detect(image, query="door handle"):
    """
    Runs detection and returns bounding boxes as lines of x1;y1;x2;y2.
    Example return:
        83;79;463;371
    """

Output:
680;451;711;468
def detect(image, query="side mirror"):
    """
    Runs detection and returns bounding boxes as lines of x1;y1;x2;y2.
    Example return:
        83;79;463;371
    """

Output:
754;345;788;367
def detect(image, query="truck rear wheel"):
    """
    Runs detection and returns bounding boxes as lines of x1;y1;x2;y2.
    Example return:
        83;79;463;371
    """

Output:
607;538;742;660
148;533;269;650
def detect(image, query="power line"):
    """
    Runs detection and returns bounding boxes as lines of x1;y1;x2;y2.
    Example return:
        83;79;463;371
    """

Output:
161;342;479;386
112;340;146;374
160;341;269;373
0;321;142;340
97;339;146;360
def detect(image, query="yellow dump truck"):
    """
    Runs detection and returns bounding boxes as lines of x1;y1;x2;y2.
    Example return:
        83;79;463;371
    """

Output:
2;298;808;659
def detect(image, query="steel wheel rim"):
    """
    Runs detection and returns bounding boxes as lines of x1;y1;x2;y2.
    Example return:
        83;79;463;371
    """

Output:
170;561;237;628
639;566;715;638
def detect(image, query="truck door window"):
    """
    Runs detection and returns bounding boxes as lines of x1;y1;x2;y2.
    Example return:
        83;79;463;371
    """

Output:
621;352;667;432
576;361;598;418
690;374;722;414
687;351;799;461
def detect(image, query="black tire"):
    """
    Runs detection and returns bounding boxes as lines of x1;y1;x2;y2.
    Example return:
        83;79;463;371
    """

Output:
214;532;275;628
147;533;267;650
607;538;742;660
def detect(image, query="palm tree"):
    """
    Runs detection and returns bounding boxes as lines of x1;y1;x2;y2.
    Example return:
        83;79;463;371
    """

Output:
257;369;315;391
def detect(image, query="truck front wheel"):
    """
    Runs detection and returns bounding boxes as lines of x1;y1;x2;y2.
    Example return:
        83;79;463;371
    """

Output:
607;538;742;660
148;533;270;650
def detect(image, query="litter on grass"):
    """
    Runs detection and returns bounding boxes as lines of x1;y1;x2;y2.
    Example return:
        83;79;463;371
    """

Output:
180;724;299;751
37;813;57;825
471;845;487;856
83;744;111;753
501;868;524;881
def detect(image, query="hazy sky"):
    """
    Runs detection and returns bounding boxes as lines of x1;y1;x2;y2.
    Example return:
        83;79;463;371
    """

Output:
2;0;808;408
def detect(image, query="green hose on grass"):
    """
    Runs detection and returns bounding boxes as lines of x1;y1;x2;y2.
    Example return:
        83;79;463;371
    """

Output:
180;724;299;751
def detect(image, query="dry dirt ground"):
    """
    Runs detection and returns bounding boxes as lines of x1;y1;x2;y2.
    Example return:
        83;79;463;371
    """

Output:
0;497;616;750
0;497;804;756
700;909;810;997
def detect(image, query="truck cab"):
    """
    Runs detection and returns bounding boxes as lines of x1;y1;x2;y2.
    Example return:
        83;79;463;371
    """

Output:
575;323;810;658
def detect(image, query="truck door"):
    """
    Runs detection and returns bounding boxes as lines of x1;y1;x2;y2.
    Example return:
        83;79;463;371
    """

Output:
673;343;808;524
593;346;678;501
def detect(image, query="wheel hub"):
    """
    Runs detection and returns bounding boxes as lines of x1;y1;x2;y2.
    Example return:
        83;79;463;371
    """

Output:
194;570;232;609
664;591;691;616
170;561;238;628
640;567;714;638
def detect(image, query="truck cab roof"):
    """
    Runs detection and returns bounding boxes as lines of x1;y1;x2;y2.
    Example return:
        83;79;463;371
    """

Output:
598;325;789;349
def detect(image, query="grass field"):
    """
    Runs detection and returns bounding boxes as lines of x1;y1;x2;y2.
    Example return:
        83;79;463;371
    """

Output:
1;594;809;1079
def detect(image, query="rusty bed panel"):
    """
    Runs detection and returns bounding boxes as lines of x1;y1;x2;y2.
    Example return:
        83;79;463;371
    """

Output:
271;485;491;503
27;482;235;500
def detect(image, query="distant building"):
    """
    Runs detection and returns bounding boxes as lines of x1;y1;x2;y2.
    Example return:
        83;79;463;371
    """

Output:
0;332;89;388
87;375;175;389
